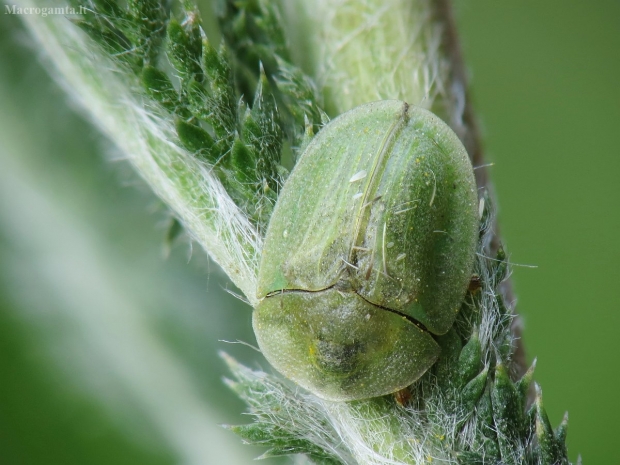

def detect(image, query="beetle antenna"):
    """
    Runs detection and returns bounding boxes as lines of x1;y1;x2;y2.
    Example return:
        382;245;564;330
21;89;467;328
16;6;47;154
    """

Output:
382;222;389;277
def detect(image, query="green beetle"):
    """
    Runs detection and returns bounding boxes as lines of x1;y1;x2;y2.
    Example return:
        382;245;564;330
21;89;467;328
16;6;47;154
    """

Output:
254;100;478;401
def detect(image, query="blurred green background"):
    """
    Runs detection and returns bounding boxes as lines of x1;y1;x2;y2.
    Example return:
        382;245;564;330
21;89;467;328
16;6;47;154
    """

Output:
458;1;620;463
0;0;618;463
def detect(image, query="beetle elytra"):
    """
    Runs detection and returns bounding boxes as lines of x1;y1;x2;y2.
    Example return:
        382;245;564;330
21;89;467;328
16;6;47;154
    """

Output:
254;100;478;401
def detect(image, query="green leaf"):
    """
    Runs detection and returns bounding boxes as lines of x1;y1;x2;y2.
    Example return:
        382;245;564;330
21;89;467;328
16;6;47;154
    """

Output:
515;358;536;404
175;120;215;161
142;66;180;113
460;365;488;416
127;0;168;65
166;16;203;83
457;329;482;387
535;385;569;465
491;363;525;463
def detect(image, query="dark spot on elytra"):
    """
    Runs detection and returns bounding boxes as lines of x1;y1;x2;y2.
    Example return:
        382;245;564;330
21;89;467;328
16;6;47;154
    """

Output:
314;338;362;374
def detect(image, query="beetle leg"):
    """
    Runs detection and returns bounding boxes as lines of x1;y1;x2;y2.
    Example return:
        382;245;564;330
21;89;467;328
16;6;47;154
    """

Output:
340;257;360;270
382;222;390;278
393;199;421;215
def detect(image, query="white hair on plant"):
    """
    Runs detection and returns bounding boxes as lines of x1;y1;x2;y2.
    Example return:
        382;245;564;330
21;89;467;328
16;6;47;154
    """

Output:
125;99;263;299
18;0;263;305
